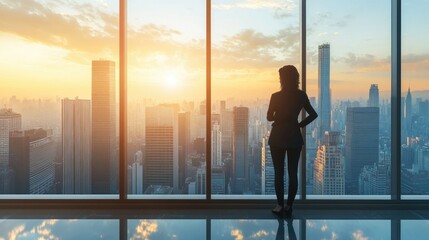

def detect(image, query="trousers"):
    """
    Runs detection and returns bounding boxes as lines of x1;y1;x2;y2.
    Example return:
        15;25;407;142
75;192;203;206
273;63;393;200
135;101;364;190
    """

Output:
270;145;302;207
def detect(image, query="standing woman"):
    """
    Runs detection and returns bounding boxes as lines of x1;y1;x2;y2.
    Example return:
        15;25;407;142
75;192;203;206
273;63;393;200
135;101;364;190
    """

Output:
267;65;317;217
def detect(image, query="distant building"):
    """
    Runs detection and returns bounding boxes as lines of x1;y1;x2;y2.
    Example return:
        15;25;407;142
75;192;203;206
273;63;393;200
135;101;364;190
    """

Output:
0;108;22;193
131;151;143;194
318;43;331;142
178;111;191;192
91;60;117;194
144;105;179;193
262;136;274;195
212;166;226;194
62;98;91;194
212;121;222;167
313;131;344;195
232;106;249;194
404;87;412;140
345;107;379;194
368;84;380;107
359;161;390;195
9;129;55;194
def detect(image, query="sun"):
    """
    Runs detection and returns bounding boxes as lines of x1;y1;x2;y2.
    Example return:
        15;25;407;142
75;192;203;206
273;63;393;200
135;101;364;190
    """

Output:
164;73;179;88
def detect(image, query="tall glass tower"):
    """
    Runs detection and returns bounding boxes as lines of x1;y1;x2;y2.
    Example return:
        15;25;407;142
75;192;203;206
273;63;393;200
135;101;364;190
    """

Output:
368;84;380;107
91;60;116;194
318;44;331;142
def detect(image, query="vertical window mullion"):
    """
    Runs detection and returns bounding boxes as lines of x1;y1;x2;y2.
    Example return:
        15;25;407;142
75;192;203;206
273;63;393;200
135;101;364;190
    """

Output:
119;0;127;201
391;0;401;201
206;0;212;200
300;0;307;201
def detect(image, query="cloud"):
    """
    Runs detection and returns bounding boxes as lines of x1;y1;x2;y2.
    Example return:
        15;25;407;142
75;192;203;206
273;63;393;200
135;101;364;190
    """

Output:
8;225;25;240
213;27;300;70
321;224;328;232
352;230;368;240
251;230;269;238
7;220;59;240
130;220;158;240
0;0;118;60
231;229;244;240
213;0;295;10
307;220;317;228
338;53;390;72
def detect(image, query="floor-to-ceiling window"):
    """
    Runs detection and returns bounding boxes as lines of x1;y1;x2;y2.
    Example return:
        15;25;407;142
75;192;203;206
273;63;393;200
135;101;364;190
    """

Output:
306;0;391;199
0;0;425;203
401;0;429;199
211;0;301;200
126;0;206;199
0;0;119;198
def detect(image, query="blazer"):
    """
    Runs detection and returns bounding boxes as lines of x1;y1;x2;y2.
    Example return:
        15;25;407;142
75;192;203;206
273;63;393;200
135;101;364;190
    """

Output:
267;89;318;148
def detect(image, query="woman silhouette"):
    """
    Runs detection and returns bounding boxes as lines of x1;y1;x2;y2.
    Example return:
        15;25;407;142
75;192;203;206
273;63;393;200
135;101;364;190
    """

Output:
267;65;317;217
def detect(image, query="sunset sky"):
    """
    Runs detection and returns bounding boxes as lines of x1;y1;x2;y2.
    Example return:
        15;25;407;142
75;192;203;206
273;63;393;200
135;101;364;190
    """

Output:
0;0;428;102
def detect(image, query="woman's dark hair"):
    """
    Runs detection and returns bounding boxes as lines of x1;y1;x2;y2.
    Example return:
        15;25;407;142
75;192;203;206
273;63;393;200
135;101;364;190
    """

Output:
279;65;299;90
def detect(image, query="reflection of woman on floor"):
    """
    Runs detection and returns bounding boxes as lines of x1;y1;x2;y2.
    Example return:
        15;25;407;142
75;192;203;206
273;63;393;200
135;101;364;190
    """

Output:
276;218;297;240
267;65;317;217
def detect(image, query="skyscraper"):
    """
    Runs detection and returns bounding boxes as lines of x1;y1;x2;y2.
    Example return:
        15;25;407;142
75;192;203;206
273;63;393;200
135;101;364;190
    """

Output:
9;129;55;194
0;108;22;170
313;131;344;195
232;106;249;194
144;105;179;193
318;43;331;141
131;150;143;194
345;107;379;194
359;161;390;195
404;87;412;138
91;60;116;194
211;121;222;167
368;84;379;107
261;136;274;195
62;98;91;194
0;108;22;193
178;111;191;192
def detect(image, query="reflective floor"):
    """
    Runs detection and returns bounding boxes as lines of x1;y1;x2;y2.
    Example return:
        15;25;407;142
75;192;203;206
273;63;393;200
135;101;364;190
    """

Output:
1;208;429;239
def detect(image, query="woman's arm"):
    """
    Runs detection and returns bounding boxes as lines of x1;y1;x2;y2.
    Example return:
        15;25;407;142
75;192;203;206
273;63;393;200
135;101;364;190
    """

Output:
267;94;276;121
298;93;318;127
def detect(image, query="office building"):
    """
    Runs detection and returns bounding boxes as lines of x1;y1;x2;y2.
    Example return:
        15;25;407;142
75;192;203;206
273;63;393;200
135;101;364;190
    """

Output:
368;84;380;107
313;131;344;195
91;60;116;194
345;107;379;194
318;43;331;141
211;121;222;167
62;98;91;194
232;106;249;194
144;105;179;193
9;129;55;194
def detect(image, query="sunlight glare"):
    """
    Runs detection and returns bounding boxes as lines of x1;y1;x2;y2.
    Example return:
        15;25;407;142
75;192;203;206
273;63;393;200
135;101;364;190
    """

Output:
164;74;179;89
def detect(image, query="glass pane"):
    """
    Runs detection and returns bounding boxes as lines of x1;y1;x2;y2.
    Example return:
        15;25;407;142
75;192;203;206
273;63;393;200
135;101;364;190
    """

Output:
211;0;300;200
401;0;429;199
128;219;205;239
0;219;119;239
306;0;391;199
402;220;429;240
306;220;390;239
127;1;206;198
212;219;300;240
0;0;119;197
